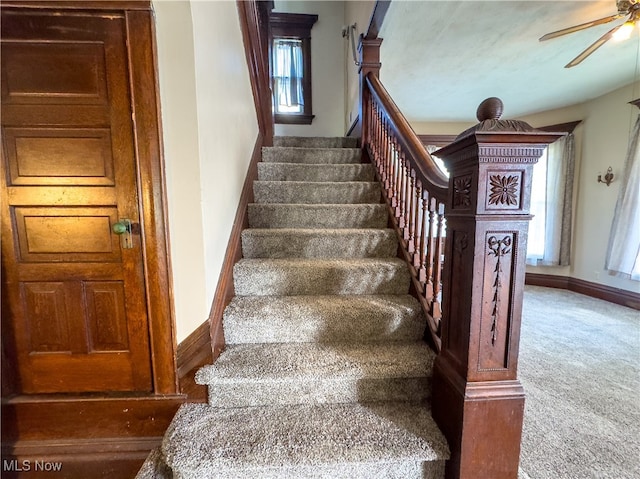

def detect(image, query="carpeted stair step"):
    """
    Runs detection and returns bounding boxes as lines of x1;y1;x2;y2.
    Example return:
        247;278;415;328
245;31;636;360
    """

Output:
262;146;361;164
253;181;381;204
258;162;375;182
195;342;435;406
233;258;410;296
248;203;388;229
223;295;426;344
241;228;397;259
136;448;171;479
162;402;449;479
273;136;357;148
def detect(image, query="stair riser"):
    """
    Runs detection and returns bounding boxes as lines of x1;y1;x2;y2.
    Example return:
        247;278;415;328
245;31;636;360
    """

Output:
262;147;361;164
174;461;445;479
253;181;381;204
223;296;425;344
206;377;431;407
257;163;375;182
241;230;397;259
248;204;388;229
273;136;358;148
233;262;410;296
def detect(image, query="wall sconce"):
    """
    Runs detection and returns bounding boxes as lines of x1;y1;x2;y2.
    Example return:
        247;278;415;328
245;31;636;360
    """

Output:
597;167;614;186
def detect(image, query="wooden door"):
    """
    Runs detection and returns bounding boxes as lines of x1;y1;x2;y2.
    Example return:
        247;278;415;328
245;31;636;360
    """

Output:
1;9;153;394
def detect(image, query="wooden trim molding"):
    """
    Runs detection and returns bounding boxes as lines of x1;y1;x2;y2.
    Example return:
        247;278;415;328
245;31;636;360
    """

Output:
176;321;213;402
270;12;317;125
275;113;315;125
525;273;640;310
417;134;457;148
537;120;582;133
237;0;274;143
346;116;361;139
365;0;391;39
126;9;179;395
2;437;160;479
0;0;151;9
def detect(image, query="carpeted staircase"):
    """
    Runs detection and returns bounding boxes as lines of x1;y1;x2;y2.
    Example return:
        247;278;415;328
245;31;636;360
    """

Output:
137;137;449;479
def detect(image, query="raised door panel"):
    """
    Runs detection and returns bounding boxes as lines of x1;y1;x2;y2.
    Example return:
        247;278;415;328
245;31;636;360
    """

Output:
4;127;115;186
1;10;152;394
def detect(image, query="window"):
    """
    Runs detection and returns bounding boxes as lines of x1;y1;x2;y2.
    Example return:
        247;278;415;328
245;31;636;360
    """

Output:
526;122;579;266
419;134;456;177
270;12;317;125
273;39;304;114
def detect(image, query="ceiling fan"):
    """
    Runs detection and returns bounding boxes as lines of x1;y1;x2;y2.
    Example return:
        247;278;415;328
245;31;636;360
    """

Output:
539;0;639;68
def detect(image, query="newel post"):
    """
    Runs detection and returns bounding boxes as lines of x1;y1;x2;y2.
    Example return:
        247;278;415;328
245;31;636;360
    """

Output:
357;37;382;147
432;98;564;479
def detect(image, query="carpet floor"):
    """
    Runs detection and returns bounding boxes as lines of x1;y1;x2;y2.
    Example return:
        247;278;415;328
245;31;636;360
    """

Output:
518;285;640;479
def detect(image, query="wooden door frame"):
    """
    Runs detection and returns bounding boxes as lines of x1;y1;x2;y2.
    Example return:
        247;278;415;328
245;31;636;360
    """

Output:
1;0;179;396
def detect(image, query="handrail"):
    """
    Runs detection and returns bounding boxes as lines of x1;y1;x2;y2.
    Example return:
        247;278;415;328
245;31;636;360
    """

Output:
362;71;449;351
365;73;449;200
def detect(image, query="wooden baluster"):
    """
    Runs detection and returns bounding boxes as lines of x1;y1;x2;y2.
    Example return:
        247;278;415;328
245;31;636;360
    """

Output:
424;197;436;304
395;140;405;227
393;137;402;210
369;100;376;168
380;116;390;189
403;159;413;243
407;170;417;254
417;187;428;282
385;120;394;200
412;178;422;262
373;104;380;173
432;201;445;322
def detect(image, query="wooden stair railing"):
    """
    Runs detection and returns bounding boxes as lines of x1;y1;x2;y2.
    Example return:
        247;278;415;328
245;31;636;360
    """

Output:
362;72;448;351
356;36;564;479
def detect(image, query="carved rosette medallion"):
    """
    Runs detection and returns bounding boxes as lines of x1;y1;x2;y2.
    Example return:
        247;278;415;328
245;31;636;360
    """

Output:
486;172;522;210
453;175;472;208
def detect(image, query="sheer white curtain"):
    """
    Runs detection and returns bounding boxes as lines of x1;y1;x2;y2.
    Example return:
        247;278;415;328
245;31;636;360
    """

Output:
605;113;640;281
272;39;304;113
526;134;575;266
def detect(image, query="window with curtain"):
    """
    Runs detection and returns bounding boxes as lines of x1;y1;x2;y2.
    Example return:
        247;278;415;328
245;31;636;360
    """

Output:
605;110;640;281
270;12;317;125
525;127;577;266
273;39;304;114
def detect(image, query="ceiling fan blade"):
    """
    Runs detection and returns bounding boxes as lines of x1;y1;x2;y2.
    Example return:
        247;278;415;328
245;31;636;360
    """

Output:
565;23;624;68
539;13;624;41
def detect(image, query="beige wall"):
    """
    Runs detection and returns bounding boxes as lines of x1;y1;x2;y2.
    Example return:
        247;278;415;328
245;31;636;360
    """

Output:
522;82;640;294
344;1;375;130
154;0;259;342
273;0;346;137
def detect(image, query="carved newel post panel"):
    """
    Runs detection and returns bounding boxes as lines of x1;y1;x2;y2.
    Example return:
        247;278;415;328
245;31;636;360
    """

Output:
432;98;564;479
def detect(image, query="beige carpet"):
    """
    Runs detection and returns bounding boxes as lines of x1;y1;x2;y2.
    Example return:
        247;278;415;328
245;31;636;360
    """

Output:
518;286;640;479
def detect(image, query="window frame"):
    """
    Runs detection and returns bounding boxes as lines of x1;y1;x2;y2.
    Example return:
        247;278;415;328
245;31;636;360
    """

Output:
270;12;317;125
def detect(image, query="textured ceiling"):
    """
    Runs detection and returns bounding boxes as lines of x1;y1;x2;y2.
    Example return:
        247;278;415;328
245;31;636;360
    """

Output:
378;0;640;122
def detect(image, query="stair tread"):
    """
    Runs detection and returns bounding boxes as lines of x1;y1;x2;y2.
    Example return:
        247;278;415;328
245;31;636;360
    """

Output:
273;136;357;148
262;146;362;164
234;258;410;296
163;402;449;474
236;257;406;266
196;342;434;384
223;294;425;344
242;227;394;235
253;181;381;204
248;203;388;229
